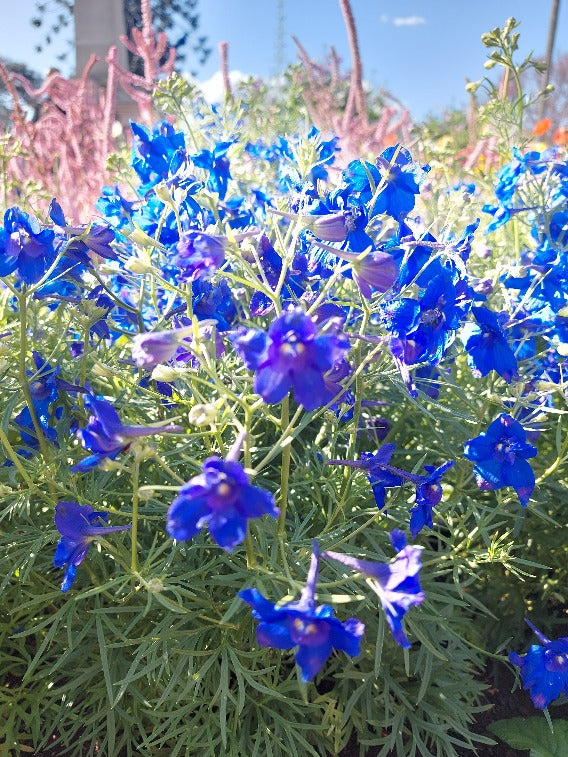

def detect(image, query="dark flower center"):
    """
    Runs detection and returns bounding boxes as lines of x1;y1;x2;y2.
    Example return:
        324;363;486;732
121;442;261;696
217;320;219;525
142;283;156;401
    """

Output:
421;308;444;327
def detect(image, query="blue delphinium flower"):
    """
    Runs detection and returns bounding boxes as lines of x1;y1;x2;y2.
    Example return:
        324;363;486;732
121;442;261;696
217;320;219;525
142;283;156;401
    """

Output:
54;501;131;592
409;461;455;538
328;445;453;535
231;307;351;411
327;443;403;510
48;198;118;265
192;141;233;199
482;148;552;233
96;185;137;230
323;529;425;648
166;438;279;551
0;207;55;284
13;352;81;454
462;306;518;383
14;352;62;450
509;619;568;709
192;278;236;330
72;395;182;471
131;325;196;369
248;234;307;317
239;542;365;682
131;120;186;194
382;265;472;378
463;413;537;506
172;230;228;282
371;146;428;220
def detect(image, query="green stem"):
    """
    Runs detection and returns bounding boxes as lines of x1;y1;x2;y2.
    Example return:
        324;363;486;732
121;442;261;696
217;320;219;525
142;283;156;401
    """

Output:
131;459;140;573
244;529;256;569
243;411;256;568
277;396;291;537
152;452;186;484
18;290;54;470
0;427;54;505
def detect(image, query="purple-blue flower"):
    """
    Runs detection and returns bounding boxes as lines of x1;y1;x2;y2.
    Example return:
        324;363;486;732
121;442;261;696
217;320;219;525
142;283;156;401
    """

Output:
172;231;228;282
72;395;183;471
13;352;83;454
328;445;454;533
54;501;131;592
166;453;279;551
323;529;425;648
409;461;455;538
231;307;351;411
131;325;195;369
509;619;568;709
463;413;537;506
461;306;518;383
327;443;403;510
239;543;365;681
371;146;428;221
0;207;55;284
192;141;233;199
130;120;186;193
48;198;118;264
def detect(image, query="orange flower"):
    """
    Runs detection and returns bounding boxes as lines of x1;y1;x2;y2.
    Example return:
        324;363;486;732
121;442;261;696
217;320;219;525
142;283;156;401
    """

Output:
553;127;568;146
533;118;551;136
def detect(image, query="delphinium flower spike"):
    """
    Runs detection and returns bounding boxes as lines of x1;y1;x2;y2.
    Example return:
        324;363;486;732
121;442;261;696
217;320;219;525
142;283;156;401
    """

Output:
166;432;279;551
54;501;131;592
239;542;365;681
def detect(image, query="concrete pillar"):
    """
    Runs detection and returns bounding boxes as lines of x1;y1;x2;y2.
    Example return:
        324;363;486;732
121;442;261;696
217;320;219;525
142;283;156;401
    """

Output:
74;0;129;86
74;0;139;124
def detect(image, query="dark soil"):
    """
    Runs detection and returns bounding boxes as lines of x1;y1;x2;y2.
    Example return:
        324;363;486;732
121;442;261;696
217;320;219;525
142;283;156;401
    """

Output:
338;664;568;756
467;664;568;756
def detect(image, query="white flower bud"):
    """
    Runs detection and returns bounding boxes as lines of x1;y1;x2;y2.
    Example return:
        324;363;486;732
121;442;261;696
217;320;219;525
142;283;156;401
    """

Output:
188;403;217;427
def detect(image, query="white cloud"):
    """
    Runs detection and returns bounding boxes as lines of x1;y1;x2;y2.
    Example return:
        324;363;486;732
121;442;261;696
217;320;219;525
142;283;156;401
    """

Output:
392;16;426;26
197;70;247;103
380;14;389;23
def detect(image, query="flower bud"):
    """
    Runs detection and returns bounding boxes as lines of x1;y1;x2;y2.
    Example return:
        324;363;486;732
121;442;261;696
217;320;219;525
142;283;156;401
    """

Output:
132;326;194;370
151;364;181;382
188;403;218;427
125;256;154;274
145;577;164;593
307;213;348;242
188;403;217;427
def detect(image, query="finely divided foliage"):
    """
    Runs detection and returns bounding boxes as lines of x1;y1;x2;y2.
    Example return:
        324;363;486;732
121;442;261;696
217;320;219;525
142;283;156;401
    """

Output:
1;8;568;757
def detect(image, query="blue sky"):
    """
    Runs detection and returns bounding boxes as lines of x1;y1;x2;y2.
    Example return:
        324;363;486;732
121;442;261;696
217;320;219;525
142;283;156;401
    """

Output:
2;1;566;120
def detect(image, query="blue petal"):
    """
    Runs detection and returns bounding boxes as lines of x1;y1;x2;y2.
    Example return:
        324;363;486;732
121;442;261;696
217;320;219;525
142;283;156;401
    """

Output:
239;485;279;519
61;563;77;593
329;618;365;656
166;495;210;541
293;367;326;411
255;366;292;404
473;459;505;491
463;435;494;462
256;621;295;650
502;458;535;507
238;588;279;620
207;510;247;551
409;502;432;538
295;640;333;681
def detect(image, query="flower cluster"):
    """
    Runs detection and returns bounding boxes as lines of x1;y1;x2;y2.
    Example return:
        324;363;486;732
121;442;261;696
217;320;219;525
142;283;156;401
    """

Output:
4;40;568;743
